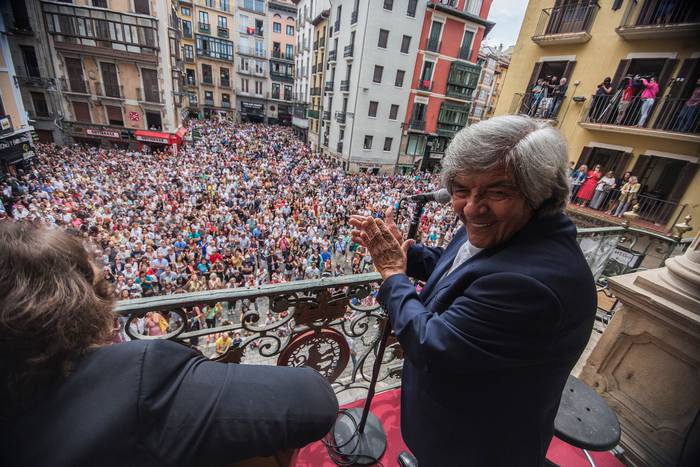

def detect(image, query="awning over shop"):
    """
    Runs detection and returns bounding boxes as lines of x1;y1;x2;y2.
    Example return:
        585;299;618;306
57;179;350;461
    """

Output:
134;130;181;145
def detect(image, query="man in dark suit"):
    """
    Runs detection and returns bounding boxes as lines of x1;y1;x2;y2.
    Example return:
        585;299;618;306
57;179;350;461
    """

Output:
350;115;596;466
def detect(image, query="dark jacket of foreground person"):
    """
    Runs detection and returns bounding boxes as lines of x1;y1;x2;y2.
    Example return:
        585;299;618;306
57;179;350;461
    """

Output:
2;339;338;467
377;213;596;466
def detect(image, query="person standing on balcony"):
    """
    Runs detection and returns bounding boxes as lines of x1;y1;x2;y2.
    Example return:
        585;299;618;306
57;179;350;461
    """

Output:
574;164;603;207
615;77;636;125
570;164;588;201
0;222;338;467
590;170;617;210
613;175;642;216
548;77;569;119
637;76;659;127
589;77;613;122
673;78;700;132
350;115;596;466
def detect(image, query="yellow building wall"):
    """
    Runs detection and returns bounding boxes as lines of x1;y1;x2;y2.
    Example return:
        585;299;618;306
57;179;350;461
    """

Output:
494;0;700;232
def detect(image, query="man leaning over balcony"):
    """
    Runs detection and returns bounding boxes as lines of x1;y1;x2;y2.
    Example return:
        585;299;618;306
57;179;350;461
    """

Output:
350;115;596;466
0;222;338;467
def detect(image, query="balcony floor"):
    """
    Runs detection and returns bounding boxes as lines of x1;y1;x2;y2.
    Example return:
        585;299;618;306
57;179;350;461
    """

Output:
296;388;624;466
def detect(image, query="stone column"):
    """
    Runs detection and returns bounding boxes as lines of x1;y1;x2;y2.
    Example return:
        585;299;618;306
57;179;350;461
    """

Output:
580;232;700;467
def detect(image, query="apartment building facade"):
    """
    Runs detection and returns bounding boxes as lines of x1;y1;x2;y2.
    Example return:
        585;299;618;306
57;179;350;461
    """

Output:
495;0;699;234
397;0;493;173
179;0;236;119
0;10;36;177
319;0;424;173
268;0;296;124
470;43;511;123
308;9;329;152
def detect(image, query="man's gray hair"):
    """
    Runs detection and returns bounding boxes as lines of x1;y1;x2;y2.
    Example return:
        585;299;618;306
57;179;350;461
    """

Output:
441;115;570;217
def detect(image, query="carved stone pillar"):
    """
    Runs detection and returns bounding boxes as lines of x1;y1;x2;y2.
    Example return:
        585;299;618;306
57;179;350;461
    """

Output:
580;232;700;467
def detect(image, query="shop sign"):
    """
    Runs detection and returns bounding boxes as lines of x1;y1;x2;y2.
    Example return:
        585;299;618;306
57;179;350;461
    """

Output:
241;102;264;113
136;135;170;144
0;131;33;164
0;115;13;135
86;128;121;139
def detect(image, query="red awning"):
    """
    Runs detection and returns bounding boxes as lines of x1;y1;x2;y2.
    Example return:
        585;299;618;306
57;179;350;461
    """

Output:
134;130;178;145
175;127;188;144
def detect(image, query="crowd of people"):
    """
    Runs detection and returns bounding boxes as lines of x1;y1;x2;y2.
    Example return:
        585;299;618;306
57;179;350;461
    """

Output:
569;163;641;216
0;120;453;347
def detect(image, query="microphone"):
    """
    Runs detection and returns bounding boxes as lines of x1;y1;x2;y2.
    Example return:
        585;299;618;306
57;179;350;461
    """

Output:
407;188;451;204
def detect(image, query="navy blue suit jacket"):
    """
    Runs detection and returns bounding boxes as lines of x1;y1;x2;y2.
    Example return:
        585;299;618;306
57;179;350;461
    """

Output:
377;213;596;466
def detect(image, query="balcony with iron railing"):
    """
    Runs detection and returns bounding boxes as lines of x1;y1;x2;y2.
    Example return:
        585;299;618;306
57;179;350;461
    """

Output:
336;140;344;152
59;77;90;94
220;78;231;89
322;110;331;121
616;0;700;39
351;10;358;25
408;119;426;131
334;20;340;33
335;111;346;124
271;50;293;61
201;77;215;87
310;87;321;96
509;92;567;122
458;44;471;61
199;22;210;33
425;37;441;53
218;26;229;38
109;220;692;464
325;81;334;92
137;87;164;104
270;70;294;81
343;45;354;58
322;135;329;147
531;3;600;45
15;75;56;89
204;97;215;106
184;55;195;63
328;50;337;62
579;94;699;142
418;79;432;92
237;45;266;58
340;80;350;92
96;82;124;99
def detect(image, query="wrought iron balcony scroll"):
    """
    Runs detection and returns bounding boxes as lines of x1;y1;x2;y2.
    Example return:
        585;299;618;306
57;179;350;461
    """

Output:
114;273;403;398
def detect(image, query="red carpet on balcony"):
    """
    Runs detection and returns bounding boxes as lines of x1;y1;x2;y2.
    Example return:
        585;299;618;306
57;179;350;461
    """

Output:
295;388;625;467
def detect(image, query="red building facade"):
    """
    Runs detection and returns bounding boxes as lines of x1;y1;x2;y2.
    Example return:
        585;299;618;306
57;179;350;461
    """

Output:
400;0;494;172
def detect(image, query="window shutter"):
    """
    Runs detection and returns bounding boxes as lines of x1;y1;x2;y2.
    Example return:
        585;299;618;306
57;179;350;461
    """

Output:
576;146;594;168
631;155;651;179
667;162;698;206
611;59;631;90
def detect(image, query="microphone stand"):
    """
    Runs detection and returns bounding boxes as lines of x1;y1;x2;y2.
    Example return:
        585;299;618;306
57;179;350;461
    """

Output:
331;199;426;464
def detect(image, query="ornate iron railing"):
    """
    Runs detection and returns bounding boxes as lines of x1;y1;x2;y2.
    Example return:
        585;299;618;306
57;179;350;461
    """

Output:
112;221;692;403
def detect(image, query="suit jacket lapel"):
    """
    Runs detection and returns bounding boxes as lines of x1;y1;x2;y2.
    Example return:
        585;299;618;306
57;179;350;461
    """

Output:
419;228;466;300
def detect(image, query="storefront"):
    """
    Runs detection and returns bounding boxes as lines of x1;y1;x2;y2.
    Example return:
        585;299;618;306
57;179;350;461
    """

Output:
66;123;134;149
134;127;188;154
240;101;265;123
0;128;36;179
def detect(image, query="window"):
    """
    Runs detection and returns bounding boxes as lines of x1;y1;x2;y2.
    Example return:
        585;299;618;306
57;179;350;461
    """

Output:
373;65;383;83
286;25;294;35
383;0;393;11
220;67;230;86
460;30;474;59
383;137;393;151
141;68;160;102
273;22;281;33
204;91;214;103
181;7;190;16
378;29;389;48
401;35;411;54
395;70;405;87
389;104;399;120
72;101;91;122
286;44;294;58
182;20;192;37
196;35;234;60
187;92;198;104
241;0;265;13
272;82;281;99
199;11;209;25
218;16;227;29
255;19;264;36
241;78;249;92
65;57;86;93
406;134;426;156
255;81;262;95
220;0;230;11
31;92;49;117
368;101;378;117
465;0;482;16
146;111;162;130
186;68;196;85
105;105;123;125
407;0;417;17
222;93;230;106
134;0;150;15
363;135;373;149
100;62;120;97
20;46;40;77
202;64;213;84
184;44;194;60
284;85;292;100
